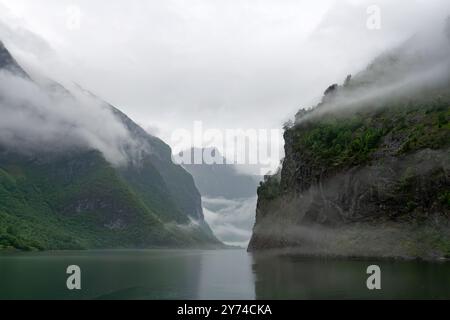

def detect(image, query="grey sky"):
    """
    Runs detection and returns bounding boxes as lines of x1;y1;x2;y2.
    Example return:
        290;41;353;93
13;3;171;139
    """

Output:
1;0;449;167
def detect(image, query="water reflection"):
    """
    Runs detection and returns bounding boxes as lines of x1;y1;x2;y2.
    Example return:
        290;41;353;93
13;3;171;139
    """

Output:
0;250;255;300
197;250;255;299
251;253;450;299
0;249;449;300
0;250;204;299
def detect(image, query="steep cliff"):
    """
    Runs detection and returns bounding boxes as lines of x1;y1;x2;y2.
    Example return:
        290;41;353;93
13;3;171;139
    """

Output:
249;39;450;259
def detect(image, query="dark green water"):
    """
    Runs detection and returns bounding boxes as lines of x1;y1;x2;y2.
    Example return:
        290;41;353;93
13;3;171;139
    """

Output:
0;249;449;300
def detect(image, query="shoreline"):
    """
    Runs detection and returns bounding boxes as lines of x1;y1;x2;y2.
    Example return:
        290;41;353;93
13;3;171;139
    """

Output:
2;246;449;263
249;247;450;263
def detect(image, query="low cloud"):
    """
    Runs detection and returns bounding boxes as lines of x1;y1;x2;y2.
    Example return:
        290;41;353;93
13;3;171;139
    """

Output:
1;0;449;162
0;70;138;166
295;19;450;124
203;196;257;247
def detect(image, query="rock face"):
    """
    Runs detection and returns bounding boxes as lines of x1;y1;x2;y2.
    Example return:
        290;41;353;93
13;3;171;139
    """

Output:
248;42;450;259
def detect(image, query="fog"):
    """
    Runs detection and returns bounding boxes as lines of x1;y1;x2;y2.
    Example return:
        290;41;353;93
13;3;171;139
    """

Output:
203;196;257;247
1;0;449;167
0;70;139;165
295;19;450;123
251;223;443;258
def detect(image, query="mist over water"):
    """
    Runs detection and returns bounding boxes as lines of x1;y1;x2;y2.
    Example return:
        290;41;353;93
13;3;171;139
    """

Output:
203;196;257;248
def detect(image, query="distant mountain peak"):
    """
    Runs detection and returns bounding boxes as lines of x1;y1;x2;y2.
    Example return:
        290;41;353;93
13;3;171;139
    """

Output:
187;147;224;163
182;147;261;199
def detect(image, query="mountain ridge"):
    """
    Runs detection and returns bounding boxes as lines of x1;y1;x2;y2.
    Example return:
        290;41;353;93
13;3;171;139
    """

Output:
0;40;222;250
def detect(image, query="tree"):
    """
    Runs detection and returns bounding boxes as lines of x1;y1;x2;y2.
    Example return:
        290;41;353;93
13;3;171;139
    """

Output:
283;119;294;131
344;74;352;87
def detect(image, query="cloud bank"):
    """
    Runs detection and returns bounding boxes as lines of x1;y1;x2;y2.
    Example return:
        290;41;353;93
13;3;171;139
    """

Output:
1;0;449;164
203;196;257;247
0;70;137;165
294;18;450;124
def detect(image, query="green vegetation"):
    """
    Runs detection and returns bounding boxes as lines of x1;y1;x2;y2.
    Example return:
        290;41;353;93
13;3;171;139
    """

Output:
0;40;220;251
258;176;281;201
291;95;450;169
438;191;450;209
293;116;384;167
0;150;218;251
249;40;450;257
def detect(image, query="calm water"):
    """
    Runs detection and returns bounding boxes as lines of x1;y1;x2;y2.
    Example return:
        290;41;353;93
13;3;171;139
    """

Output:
0;249;449;300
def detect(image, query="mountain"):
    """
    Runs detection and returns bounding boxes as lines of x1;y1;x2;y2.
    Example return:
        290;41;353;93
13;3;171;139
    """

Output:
182;147;260;247
0;41;29;78
182;148;261;199
248;35;450;259
0;40;222;250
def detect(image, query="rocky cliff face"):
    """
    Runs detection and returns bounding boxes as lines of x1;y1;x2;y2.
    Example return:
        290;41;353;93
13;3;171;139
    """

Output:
249;41;450;259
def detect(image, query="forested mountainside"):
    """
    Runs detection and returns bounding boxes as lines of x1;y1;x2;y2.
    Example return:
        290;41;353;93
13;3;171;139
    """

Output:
0;40;221;250
249;34;450;259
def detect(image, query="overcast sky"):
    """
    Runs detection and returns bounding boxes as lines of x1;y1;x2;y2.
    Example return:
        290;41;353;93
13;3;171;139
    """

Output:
0;0;449;166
